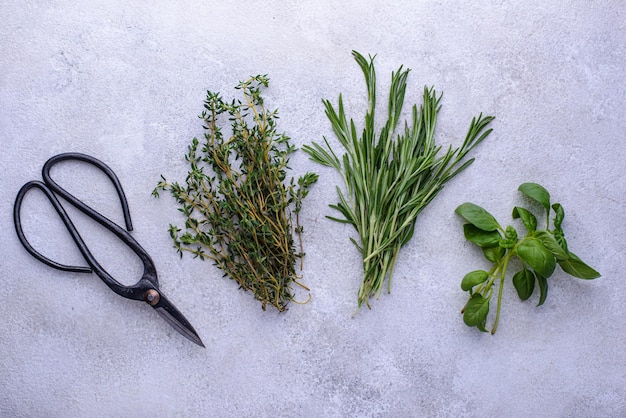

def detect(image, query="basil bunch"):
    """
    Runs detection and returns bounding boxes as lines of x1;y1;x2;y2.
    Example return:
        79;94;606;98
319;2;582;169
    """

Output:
456;183;600;334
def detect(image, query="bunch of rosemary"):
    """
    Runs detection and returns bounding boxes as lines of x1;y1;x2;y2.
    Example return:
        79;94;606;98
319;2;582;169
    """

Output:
303;51;494;312
153;75;318;311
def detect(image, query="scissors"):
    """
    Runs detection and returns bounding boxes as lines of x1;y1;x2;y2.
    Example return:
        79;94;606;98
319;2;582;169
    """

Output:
13;152;204;347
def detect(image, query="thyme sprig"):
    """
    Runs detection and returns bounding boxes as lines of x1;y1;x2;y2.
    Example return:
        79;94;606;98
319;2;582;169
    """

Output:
303;51;494;312
153;75;318;311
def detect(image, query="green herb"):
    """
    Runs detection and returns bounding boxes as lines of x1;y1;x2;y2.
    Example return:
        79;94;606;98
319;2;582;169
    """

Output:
303;51;494;312
456;182;600;333
153;75;318;311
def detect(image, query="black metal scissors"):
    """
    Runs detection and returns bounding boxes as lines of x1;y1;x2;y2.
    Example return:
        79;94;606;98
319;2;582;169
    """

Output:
13;152;204;347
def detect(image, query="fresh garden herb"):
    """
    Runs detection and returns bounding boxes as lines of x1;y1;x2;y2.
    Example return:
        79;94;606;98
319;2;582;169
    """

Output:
153;75;318;311
456;182;600;333
303;51;494;312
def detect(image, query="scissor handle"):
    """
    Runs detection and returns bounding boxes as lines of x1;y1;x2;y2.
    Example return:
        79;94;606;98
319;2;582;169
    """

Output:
42;153;133;232
14;181;92;274
14;154;158;301
13;180;142;299
42;153;158;285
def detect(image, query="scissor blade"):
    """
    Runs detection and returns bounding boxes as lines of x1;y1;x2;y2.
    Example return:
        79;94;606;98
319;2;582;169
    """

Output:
153;293;205;348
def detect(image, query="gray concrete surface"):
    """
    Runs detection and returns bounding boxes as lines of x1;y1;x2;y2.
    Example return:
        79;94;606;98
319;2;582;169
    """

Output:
1;1;625;417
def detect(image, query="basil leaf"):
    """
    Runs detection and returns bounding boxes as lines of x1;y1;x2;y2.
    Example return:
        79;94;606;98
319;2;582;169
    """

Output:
483;245;505;263
461;270;490;291
463;294;490;327
455;202;501;231
558;252;601;279
534;230;568;261
551;202;569;253
512;268;535;300
512;206;537;232
505;225;518;241
519;183;550;211
536;274;548;306
463;224;501;248
517;237;556;278
552;203;565;229
476;321;489;333
499;225;518;249
554;229;568;253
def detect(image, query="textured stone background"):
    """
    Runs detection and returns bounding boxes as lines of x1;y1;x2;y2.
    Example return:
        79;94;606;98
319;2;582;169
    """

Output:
1;1;625;416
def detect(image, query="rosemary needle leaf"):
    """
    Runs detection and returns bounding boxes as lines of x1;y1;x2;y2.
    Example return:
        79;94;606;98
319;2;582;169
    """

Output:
154;75;318;312
303;51;494;312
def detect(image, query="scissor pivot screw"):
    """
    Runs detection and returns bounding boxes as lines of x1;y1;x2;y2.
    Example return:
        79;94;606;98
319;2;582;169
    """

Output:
145;289;160;306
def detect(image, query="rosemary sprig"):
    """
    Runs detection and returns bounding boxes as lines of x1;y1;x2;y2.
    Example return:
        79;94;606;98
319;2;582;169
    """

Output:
153;75;318;311
303;51;494;312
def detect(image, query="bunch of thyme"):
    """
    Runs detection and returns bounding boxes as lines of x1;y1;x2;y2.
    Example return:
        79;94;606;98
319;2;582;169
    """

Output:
303;51;494;312
153;75;318;311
